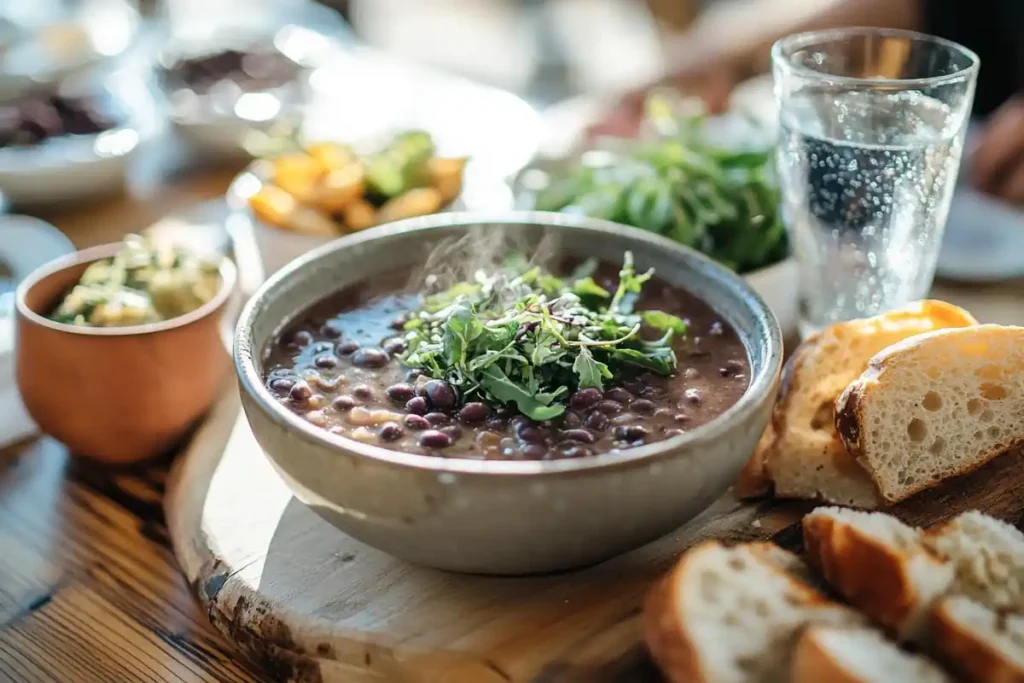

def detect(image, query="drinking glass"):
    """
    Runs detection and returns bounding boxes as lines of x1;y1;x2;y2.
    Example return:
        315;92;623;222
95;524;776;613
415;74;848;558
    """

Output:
772;28;979;337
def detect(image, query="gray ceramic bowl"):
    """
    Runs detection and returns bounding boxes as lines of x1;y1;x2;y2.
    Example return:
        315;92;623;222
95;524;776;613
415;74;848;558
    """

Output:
235;212;782;575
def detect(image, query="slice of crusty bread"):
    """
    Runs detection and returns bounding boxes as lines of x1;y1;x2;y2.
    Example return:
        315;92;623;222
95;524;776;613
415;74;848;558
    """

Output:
836;325;1024;503
932;596;1024;683
738;301;976;508
644;541;865;683
790;627;953;683
921;511;1024;612
802;507;954;641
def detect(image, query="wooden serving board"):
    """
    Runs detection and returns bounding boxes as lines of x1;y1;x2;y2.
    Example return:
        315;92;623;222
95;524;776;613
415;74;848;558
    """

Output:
165;385;1024;683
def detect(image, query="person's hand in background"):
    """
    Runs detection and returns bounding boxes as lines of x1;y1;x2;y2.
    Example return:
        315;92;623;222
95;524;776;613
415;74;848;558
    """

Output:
971;95;1024;206
586;53;744;138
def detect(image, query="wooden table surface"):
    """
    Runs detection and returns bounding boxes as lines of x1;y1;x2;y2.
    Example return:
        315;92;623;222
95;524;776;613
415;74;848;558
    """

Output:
1;158;1023;683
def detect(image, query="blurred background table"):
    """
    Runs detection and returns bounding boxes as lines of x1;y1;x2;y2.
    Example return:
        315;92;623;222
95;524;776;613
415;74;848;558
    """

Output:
1;0;1023;681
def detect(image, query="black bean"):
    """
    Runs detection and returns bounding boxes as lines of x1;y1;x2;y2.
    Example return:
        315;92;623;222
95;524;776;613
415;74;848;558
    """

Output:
724;359;746;376
404;414;430;431
594;400;623;415
289;382;312;402
584;411;609;431
314;354;338;369
288;330;313;348
654;408;675;419
352;348;389;368
405;396;428;415
381;337;407;355
562;429;596;444
569;387;602;408
521;444;548;459
684;389;702;405
674;413;690;424
332;395;356;411
458;402;490;423
390;313;410;329
337;339;360;355
485;417;508;432
614;425;650;441
709;321;724;336
517;426;547;444
495;406;515;418
405;368;423;382
268;377;295;395
419;430;452;449
623;380;645;395
561;411;583;429
424;380;457;410
425;412;450;426
385;383;416;403
351;384;375;401
379;422;403;441
320;321;343;338
632;399;656;415
440;425;463;441
604;388;633;404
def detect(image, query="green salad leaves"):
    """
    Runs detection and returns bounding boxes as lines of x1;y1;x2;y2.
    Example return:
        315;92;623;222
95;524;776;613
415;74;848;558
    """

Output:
400;254;684;421
530;112;787;274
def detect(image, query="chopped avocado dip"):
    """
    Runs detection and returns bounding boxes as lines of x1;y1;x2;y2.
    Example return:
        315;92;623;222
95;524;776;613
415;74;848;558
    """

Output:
400;253;686;421
50;235;221;327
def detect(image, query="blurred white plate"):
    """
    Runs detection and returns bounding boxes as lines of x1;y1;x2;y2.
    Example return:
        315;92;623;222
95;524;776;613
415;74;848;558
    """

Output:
0;3;139;100
0;215;75;449
937;189;1024;282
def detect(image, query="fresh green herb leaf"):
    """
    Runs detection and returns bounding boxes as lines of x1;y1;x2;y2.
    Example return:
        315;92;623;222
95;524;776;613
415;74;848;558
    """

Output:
641;310;688;334
572;346;612;390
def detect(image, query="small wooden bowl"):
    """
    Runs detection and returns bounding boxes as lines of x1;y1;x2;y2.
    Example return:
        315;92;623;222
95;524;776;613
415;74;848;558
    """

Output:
15;243;238;464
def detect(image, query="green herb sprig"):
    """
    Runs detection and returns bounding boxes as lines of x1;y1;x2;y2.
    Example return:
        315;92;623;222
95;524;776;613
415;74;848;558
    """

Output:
400;253;685;421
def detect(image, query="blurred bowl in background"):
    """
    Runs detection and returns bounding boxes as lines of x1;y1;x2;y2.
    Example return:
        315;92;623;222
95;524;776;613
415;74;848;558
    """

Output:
157;25;328;161
0;1;140;100
0;83;141;207
15;243;237;464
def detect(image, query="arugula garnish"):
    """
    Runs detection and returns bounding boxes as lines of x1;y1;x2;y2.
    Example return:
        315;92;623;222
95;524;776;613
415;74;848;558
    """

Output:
400;253;686;421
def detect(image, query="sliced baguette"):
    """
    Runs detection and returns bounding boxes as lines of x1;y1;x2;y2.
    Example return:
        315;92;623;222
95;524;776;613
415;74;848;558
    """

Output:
836;325;1024;503
932;596;1024;683
738;300;976;508
644;541;865;683
790;626;953;683
802;507;954;640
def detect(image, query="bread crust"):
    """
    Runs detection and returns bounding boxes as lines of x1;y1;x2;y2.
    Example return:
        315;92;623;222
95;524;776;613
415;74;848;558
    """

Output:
742;301;975;507
836;325;1024;503
803;511;929;637
642;544;713;683
932;598;1024;683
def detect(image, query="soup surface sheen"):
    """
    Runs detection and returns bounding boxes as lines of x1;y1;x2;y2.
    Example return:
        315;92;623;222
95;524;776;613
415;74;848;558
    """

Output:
263;265;749;460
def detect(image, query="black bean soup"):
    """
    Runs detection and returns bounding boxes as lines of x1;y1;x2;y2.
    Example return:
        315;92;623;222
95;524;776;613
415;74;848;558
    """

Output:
263;265;749;460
